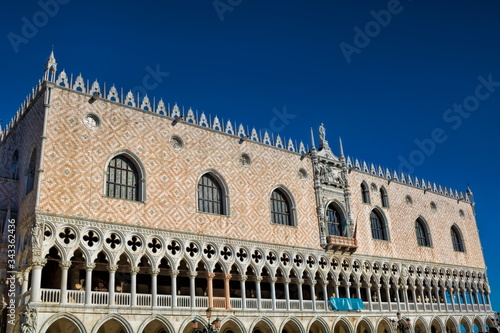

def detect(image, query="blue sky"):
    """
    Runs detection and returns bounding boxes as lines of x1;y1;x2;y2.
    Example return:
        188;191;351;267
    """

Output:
1;0;499;310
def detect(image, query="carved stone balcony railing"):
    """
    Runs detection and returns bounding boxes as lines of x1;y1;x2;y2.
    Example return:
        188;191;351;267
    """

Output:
325;235;358;253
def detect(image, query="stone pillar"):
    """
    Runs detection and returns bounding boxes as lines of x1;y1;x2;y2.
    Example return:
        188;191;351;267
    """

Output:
426;286;433;311
298;279;304;311
85;263;95;305
345;282;351;299
207;272;215;308
151;269;160;307
21;269;30;305
240;275;247;310
386;284;392;309
334;282;340;299
403;286;409;311
377;284;383;310
284;278;291;311
434;286;441;312
224;274;231;309
59;261;71;304
270;277;277;310
411;286;418;312
419;285;425;308
108;265;118;306
130;267;140;307
441;288;448;309
256;276;262;310
322;280;329;311
171;269;179;308
456;287;462;311
189;272;197;309
395;285;401;310
355;283;361;300
367;283;373;311
449;286;456;311
310;280;317;311
30;258;46;302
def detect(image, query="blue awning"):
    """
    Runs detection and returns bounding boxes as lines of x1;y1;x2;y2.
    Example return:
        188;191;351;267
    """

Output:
329;297;364;311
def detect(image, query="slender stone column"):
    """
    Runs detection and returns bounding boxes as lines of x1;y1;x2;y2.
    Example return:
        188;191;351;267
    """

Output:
30;258;47;302
386;284;392;310
355;283;361;299
284;278;291;311
189;272;197;309
449;286;456;311
456;287;462;311
151;268;160;307
377;284;383;310
224;274;232;309
412;287;418;312
240;275;247;310
367;283;373;311
334;282;340;299
270;277;277;310
256;276;262;310
130;267;140;307
441;288;448;309
85;263;95;305
403;286;409;311
309;280;317;311
59;261;71;304
462;287;469;312
419;285;425;308
426;286;433;311
298;279;304;311
108;265;118;306
207;272;215;308
322;280;329;311
395;285;401;310
345;282;351;299
434;286;441;312
21;269;30;305
171;269;179;308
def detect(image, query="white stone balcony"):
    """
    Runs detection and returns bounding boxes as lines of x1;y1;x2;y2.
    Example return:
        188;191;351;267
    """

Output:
38;288;492;313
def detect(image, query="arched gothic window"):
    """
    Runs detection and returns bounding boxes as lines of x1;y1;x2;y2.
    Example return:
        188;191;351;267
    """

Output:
106;155;140;201
380;186;389;208
415;218;431;247
198;173;225;215
361;182;370;204
25;149;37;195
326;203;345;236
451;225;465;252
271;188;295;226
370;209;388;240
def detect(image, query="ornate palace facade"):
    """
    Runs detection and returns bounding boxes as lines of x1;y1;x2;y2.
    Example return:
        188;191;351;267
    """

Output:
0;53;497;333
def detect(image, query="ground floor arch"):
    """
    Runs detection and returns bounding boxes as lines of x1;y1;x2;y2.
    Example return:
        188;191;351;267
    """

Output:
41;313;86;333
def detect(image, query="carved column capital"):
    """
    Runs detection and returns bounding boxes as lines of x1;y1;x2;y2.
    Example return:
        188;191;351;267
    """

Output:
107;265;118;272
224;274;232;281
151;268;160;276
130;267;141;274
59;261;72;269
86;263;96;270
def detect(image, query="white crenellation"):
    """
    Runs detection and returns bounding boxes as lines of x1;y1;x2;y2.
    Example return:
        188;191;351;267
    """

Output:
347;156;471;202
90;80;100;95
225;120;234;135
212;116;221;131
73;74;85;93
186;108;195;123
140;96;151;111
